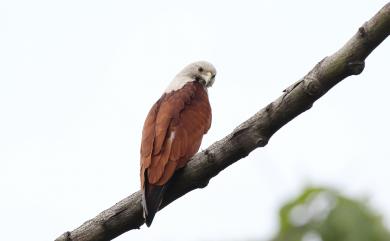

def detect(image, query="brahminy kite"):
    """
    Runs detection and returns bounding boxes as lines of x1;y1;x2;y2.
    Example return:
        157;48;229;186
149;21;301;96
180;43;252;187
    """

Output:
140;61;216;227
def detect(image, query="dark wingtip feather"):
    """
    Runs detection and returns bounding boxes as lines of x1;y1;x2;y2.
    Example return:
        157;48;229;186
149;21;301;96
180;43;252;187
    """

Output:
142;183;166;227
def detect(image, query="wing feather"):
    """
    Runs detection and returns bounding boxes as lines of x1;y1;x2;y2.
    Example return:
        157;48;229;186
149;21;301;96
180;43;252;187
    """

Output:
148;131;174;183
140;81;211;188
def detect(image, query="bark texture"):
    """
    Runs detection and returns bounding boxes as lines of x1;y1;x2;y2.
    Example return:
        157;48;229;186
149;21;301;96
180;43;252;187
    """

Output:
55;3;390;241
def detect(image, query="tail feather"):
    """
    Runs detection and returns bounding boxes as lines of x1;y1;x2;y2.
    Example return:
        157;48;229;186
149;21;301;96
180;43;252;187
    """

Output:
142;183;167;227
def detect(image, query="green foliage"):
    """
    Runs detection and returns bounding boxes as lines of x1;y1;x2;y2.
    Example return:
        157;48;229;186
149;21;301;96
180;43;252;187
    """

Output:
271;187;390;241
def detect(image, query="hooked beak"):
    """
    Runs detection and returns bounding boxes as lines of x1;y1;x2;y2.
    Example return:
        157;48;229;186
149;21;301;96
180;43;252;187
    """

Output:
205;72;216;87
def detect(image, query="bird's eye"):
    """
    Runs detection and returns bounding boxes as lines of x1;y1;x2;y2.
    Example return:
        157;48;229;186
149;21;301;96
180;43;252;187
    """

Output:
198;67;204;72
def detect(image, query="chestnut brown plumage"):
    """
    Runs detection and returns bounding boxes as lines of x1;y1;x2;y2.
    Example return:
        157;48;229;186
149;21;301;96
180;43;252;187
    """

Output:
140;61;216;227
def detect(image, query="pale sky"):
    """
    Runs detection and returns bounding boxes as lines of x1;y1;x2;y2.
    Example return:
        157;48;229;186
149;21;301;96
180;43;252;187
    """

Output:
0;1;389;241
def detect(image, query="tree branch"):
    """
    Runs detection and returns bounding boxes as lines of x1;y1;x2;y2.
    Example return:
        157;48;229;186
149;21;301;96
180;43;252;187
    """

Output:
55;3;390;241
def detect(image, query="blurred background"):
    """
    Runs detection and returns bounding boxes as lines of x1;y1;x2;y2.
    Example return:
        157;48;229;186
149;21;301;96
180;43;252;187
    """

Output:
0;1;389;240
270;187;390;241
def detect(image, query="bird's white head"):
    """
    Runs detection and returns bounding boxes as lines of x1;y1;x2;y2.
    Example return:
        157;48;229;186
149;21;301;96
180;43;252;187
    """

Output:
165;61;217;93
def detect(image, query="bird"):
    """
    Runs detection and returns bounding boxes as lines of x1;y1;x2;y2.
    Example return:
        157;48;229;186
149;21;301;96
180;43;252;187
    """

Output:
140;61;216;227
